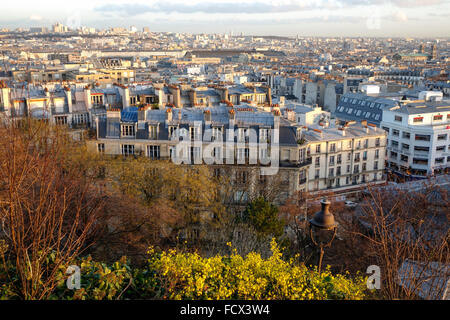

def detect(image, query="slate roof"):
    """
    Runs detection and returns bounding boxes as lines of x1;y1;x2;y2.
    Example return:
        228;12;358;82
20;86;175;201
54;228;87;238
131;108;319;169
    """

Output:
334;92;399;126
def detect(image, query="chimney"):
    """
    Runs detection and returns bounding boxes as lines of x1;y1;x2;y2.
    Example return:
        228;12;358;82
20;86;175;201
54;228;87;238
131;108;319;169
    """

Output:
64;86;72;113
84;85;92;108
138;106;147;121
0;86;11;115
204;109;211;124
168;85;181;108
166;107;173;122
273;109;280;130
228;108;235;127
189;89;197;107
157;88;164;107
219;87;229;101
266;86;272;105
121;86;130;108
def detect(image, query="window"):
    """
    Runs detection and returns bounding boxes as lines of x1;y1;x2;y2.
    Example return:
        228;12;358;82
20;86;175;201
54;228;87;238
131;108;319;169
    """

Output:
315;157;320;167
382;126;390;133
97;143;105;153
364;139;368;148
346;165;351;173
121;144;134;156
147;145;160;160
316;144;321;153
413;117;423;123
433;115;443;121
354;165;359;173
400;155;408;163
437;134;447;141
190;146;201;163
168;126;177;139
374;161;378;170
413;158;428;165
337;166;341;175
375;149;379;159
435;157;444;164
375;138;380;147
392;129;400;137
149;126;158;139
315;169;320;179
329;168;334;177
402;132;410;139
436;145;445;152
402;143;409;150
363;151;368;160
362;163;367;171
190;126;201;140
395;115;402;122
259;128;269;142
354;153;360;162
415;134;430;141
348;140;352;148
121;124;135;137
414;146;429;152
236;171;249;184
330;143;336;152
326;155;334;166
337;154;342;164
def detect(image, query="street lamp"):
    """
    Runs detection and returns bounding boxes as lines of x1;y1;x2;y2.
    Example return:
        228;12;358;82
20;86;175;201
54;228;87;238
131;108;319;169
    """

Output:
309;198;337;274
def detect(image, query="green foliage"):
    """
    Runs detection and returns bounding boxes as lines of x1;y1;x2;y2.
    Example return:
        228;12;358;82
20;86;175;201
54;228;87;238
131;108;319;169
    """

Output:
242;197;285;239
0;241;368;300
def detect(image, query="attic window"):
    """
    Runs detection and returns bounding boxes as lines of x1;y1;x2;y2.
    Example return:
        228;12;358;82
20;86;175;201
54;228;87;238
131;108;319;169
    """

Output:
433;115;443;121
413;117;423;123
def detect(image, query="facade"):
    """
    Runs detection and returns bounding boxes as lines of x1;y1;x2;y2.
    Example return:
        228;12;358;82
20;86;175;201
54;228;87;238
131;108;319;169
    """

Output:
91;105;387;205
304;123;387;193
381;101;450;177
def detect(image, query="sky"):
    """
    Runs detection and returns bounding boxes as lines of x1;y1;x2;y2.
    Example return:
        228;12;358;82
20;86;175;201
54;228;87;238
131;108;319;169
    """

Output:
0;0;449;37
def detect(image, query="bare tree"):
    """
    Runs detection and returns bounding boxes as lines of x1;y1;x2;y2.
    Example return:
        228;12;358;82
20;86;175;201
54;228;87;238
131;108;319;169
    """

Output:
352;182;449;300
0;119;106;299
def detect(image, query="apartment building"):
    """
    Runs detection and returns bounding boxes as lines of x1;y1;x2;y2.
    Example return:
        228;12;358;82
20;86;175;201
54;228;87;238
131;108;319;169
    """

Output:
382;101;450;177
91;105;387;204
304;122;387;193
93;106;311;206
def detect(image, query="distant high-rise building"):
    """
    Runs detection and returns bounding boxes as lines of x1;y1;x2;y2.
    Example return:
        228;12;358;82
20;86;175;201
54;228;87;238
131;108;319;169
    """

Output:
431;44;438;59
419;43;425;54
29;27;47;33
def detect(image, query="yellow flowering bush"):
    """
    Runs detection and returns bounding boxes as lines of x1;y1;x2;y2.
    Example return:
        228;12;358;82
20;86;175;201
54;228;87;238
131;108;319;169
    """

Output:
148;239;367;300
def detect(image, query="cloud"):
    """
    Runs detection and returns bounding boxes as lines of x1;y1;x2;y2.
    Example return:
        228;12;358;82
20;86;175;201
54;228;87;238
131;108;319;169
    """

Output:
29;15;43;21
392;10;408;21
390;0;444;7
95;1;324;16
94;0;448;18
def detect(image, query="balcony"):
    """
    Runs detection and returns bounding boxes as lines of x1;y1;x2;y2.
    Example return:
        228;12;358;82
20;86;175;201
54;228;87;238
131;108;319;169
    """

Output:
280;157;312;168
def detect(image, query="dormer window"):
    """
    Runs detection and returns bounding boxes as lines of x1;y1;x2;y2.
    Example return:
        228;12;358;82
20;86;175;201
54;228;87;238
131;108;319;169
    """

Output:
190;126;201;140
149;125;158;139
212;127;222;141
260;128;270;142
121;124;135;137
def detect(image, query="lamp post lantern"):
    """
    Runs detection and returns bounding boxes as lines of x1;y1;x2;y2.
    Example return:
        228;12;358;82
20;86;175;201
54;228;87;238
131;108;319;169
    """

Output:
309;198;337;274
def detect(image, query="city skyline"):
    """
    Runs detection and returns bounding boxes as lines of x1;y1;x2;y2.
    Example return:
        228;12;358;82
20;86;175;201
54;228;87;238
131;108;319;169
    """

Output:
1;0;450;37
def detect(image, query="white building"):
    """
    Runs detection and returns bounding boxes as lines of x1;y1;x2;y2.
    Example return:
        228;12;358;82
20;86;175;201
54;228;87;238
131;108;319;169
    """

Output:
303;122;387;192
381;101;450;177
